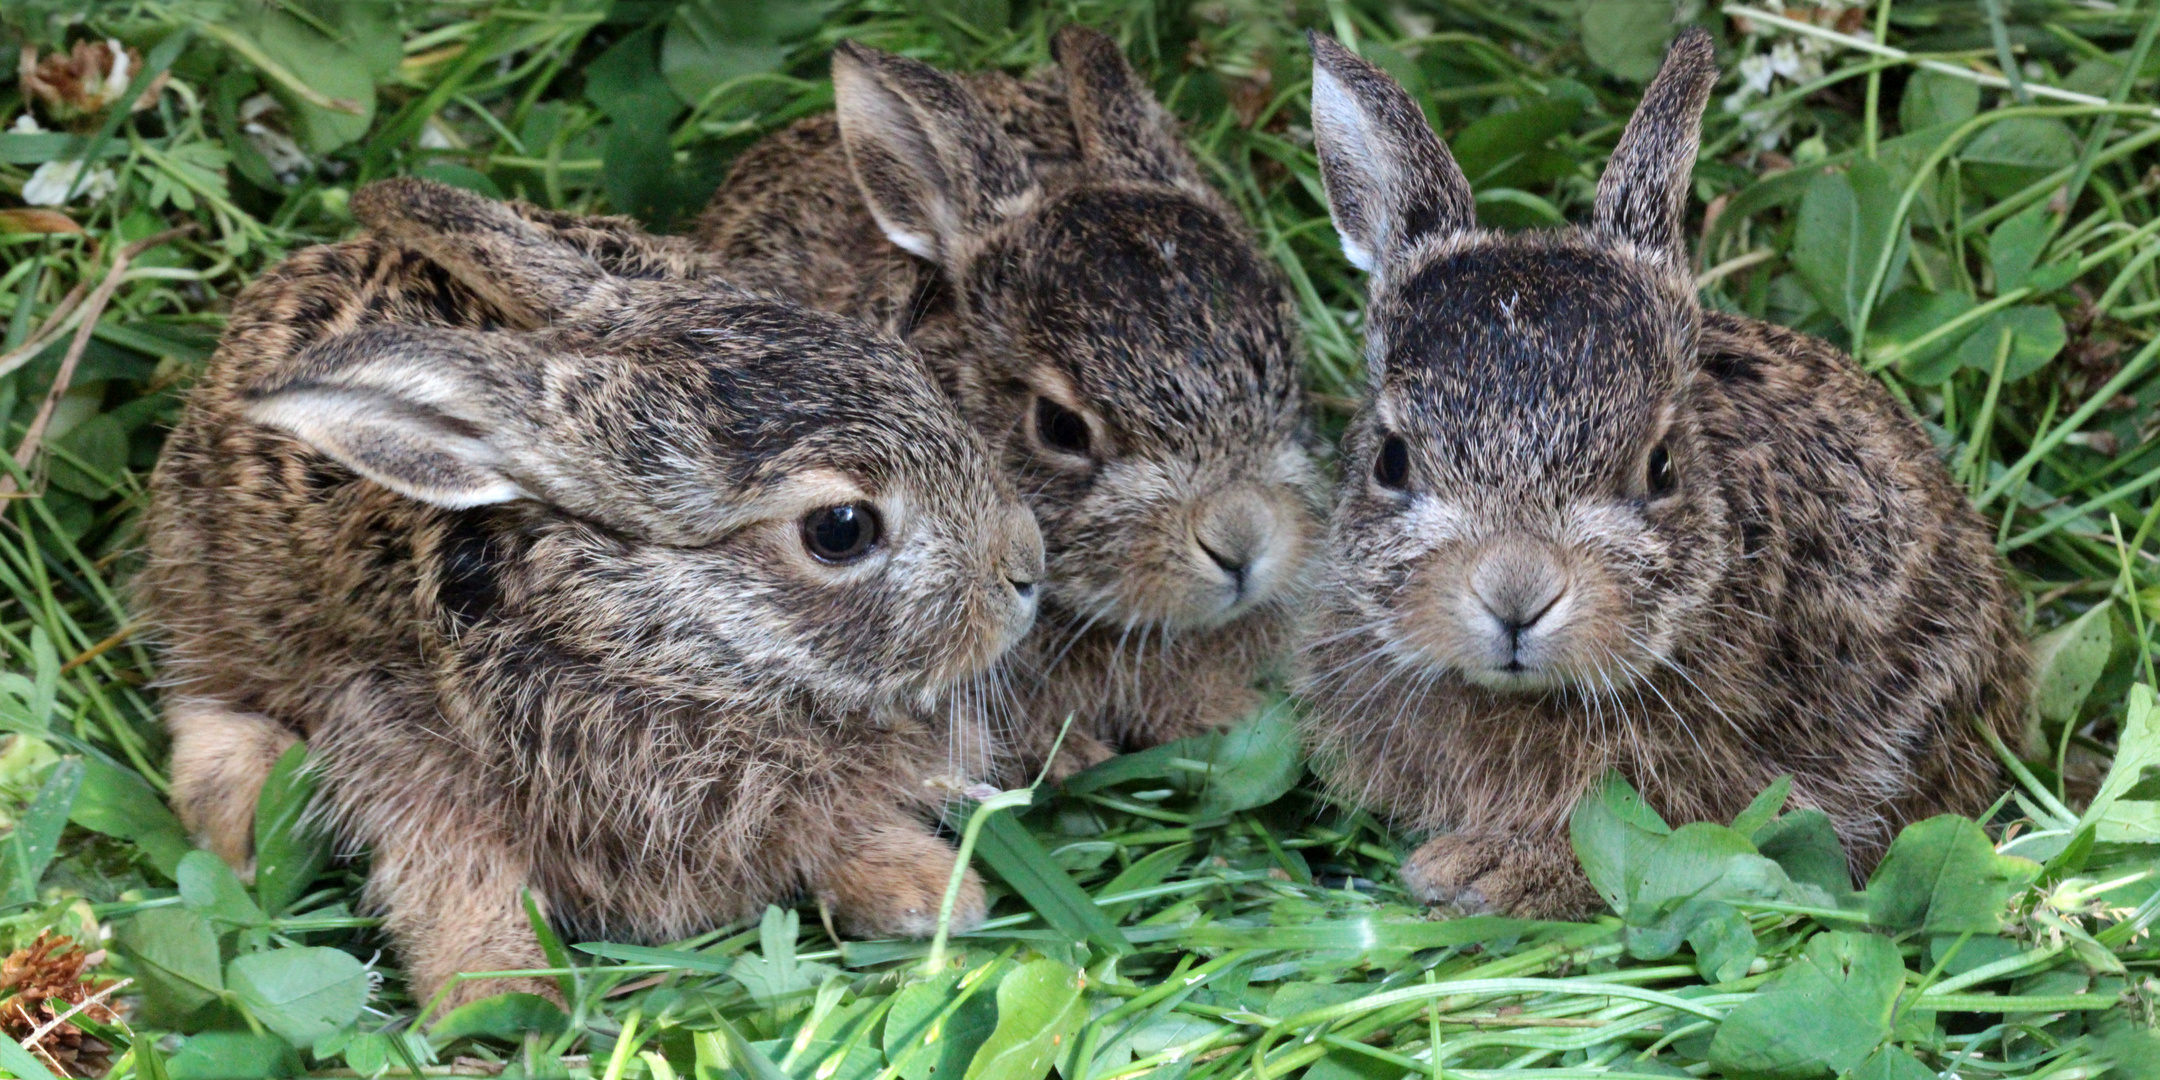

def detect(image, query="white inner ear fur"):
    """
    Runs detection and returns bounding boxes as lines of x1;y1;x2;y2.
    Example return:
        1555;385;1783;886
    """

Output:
1308;62;1381;273
246;387;530;509
833;63;950;262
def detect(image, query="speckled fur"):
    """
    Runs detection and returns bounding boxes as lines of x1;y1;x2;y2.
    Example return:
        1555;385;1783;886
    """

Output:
136;179;1042;1006
696;27;1322;781
1297;31;2028;917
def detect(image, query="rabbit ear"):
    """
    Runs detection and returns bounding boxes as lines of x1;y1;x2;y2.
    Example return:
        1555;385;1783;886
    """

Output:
1307;33;1474;273
831;40;1037;267
351;178;612;328
1593;28;1717;265
243;325;542;509
1054;26;1199;186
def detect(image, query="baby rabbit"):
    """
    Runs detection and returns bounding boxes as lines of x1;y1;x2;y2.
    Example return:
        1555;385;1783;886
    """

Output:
697;26;1321;780
138;178;1043;1005
1297;31;2028;917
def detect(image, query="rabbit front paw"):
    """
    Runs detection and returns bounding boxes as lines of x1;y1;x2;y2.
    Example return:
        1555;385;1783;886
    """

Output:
818;825;985;939
1402;833;1594;919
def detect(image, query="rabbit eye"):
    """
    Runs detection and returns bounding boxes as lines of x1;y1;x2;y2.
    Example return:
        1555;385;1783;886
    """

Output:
802;502;881;563
1034;397;1092;456
1374;434;1410;490
1645;443;1675;498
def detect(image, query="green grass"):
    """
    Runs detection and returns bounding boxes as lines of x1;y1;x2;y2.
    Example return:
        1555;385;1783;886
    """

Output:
1;1;2158;1078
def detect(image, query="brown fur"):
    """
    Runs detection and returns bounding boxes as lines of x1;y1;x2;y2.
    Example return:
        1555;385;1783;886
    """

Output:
137;179;1042;1006
165;703;297;876
695;28;1322;781
1297;31;2029;917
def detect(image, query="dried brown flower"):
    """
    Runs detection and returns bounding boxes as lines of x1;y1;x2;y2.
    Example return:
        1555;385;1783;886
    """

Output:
0;934;121;1078
18;40;168;131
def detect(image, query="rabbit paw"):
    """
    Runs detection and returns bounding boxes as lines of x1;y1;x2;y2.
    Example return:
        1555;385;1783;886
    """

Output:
819;826;985;939
1402;834;1594;919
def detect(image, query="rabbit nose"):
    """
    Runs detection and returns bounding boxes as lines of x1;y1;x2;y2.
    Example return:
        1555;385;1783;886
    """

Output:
1002;507;1045;597
1470;542;1567;644
1193;488;1277;598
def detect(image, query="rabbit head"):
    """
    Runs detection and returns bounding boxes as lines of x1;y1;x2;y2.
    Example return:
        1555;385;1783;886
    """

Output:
827;27;1319;635
249;178;1044;710
1308;30;1722;694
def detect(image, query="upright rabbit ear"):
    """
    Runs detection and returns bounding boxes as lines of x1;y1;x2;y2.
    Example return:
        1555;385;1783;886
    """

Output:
1307;33;1474;274
350;178;612;328
244;325;545;509
1592;28;1717;266
831;40;1037;267
1054;26;1199;187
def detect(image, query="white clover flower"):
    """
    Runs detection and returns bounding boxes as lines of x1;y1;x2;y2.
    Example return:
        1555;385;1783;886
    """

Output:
22;159;118;205
11;114;44;134
1739;53;1777;95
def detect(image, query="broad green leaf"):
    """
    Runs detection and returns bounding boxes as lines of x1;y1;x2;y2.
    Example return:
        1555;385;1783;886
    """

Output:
884;969;1000;1080
661;0;829;108
1791;160;1908;334
116;907;224;1024
1568;771;1671;914
253;743;329;917
1580;0;1675;82
1989;202;2056;293
1707;931;1903;1079
1686;905;1756;983
2031;603;2115;731
963;959;1086;1080
1621;823;1787;960
1095;842;1191;920
731;906;836;1015
1899;70;1979;132
71;756;192;877
179;848;269;928
1452;97;1586;187
1751;809;1852;900
166;1032;300;1080
0;757;81;907
428;992;569;1043
47;412;129;497
1730;776;1793;839
1876;288;1980;384
1958;117;2078;197
1193;700;1303;817
1866;816;2039;934
975;812;1134;955
231;7;380;154
1952;305;2066;381
2089;684;2160;843
586;26;680;123
1848;1047;1938;1080
227;946;372;1046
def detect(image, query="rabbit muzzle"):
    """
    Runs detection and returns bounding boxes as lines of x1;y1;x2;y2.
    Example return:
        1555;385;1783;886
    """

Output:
1389;532;1634;694
1187;484;1304;623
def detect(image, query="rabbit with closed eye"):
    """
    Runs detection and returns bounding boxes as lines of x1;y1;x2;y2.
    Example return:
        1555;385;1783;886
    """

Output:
136;178;1043;1006
696;26;1322;781
1296;31;2028;917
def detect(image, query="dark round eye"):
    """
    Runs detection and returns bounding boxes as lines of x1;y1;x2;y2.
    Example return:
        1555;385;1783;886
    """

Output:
1035;397;1091;456
1374;434;1410;490
802;502;881;563
1645;443;1675;497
